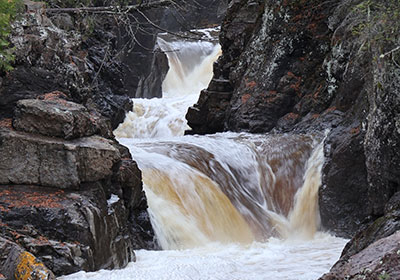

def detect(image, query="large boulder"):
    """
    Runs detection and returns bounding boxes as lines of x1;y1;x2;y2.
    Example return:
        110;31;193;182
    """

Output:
0;184;134;276
319;231;400;280
13;98;113;140
0;128;120;189
320;192;400;280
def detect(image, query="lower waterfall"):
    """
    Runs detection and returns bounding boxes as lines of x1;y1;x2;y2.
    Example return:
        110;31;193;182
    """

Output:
60;36;347;280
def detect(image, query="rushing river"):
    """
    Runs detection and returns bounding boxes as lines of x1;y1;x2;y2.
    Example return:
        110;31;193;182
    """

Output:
60;35;347;280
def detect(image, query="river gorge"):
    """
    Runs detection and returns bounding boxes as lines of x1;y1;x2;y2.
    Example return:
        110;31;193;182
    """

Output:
0;1;399;279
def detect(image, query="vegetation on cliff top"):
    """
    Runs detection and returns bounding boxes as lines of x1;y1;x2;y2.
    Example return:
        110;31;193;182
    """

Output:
0;0;22;73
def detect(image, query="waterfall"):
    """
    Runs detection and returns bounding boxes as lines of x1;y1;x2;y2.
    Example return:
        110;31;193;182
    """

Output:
114;34;328;249
61;34;347;280
114;38;221;139
119;132;325;249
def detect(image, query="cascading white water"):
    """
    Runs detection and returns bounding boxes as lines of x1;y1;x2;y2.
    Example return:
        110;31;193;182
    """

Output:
114;38;221;139
118;132;325;249
61;34;347;280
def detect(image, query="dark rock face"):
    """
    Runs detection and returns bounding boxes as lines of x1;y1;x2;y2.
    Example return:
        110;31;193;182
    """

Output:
364;51;400;217
0;99;156;277
319;123;370;237
187;0;400;240
187;0;335;134
135;43;169;99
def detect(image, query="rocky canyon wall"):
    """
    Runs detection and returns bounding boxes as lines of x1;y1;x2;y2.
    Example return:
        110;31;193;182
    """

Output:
0;1;227;278
187;0;399;236
0;0;227;129
187;0;400;275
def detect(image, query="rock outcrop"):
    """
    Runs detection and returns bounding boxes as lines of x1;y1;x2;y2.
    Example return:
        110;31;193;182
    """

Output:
0;0;228;129
320;191;400;279
0;97;156;278
186;0;400;239
186;0;400;276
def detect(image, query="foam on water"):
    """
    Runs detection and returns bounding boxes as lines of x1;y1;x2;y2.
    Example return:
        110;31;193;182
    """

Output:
60;234;347;280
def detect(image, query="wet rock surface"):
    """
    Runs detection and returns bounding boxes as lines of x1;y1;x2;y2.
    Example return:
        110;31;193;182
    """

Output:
319;123;370;238
320;231;400;280
0;237;56;280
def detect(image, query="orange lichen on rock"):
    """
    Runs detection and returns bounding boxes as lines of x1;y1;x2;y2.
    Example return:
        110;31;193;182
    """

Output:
38;91;68;101
241;94;251;104
14;251;53;280
0;188;65;210
245;80;257;89
351;126;360;135
324;106;337;113
313;84;323;99
287;72;302;94
284;112;300;120
0;118;12;128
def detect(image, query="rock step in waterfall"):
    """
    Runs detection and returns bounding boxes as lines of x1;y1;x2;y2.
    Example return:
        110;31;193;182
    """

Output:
115;36;334;248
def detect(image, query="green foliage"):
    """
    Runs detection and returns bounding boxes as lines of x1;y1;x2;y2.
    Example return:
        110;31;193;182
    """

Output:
0;0;22;73
351;0;400;57
378;271;391;280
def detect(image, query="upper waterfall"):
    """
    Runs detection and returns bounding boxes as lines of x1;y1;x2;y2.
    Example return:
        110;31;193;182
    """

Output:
114;37;221;139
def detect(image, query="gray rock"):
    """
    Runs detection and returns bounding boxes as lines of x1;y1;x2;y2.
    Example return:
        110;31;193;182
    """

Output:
0;128;120;189
13;98;112;140
319;231;400;280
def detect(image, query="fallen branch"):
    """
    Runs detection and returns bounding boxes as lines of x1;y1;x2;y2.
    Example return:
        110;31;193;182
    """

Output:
45;0;174;14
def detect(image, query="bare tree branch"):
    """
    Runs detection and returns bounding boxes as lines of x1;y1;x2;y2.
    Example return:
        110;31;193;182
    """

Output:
45;0;174;14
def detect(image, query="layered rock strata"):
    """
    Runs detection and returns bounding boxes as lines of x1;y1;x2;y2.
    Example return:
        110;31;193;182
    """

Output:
0;97;155;278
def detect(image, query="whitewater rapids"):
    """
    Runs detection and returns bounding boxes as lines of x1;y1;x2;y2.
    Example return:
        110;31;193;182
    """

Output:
60;33;347;280
61;235;346;280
